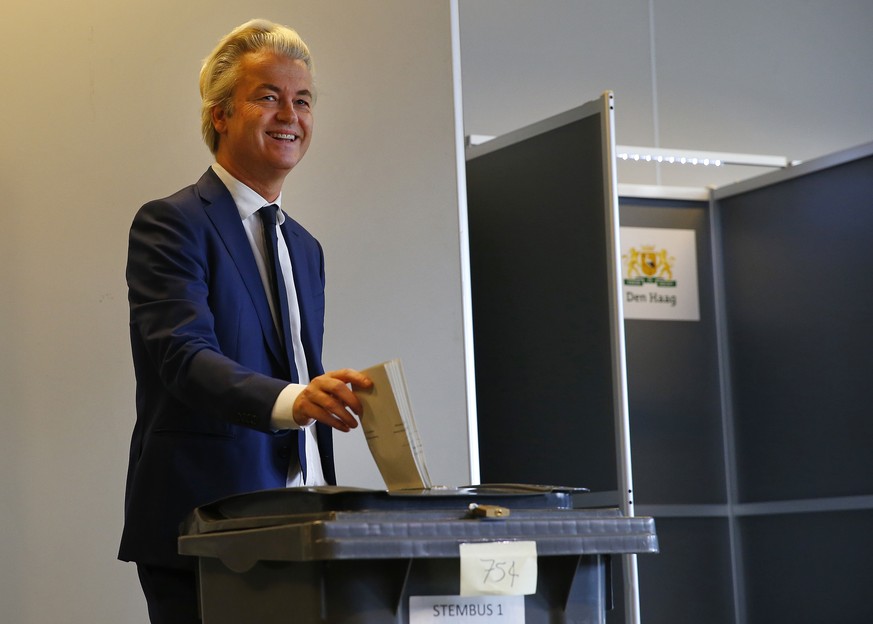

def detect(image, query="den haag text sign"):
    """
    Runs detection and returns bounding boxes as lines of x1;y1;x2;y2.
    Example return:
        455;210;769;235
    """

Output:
620;227;700;321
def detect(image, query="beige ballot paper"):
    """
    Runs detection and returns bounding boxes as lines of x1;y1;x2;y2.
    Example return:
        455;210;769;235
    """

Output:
356;359;432;490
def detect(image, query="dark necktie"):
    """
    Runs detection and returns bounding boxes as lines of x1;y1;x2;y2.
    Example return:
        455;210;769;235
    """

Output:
258;205;307;482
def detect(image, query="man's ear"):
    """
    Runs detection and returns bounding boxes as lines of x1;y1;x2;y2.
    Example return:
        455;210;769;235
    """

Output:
211;106;228;135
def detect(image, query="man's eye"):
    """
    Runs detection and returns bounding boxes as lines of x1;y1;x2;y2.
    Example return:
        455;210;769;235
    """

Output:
260;95;278;102
295;99;311;108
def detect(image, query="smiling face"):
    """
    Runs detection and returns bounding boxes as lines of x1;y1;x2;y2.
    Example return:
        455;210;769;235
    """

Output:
212;50;314;201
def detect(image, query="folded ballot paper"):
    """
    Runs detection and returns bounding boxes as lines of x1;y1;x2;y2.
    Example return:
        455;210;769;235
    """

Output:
355;359;432;491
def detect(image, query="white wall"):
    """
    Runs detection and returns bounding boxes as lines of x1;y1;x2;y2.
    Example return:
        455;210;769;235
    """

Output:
0;1;468;622
459;0;873;188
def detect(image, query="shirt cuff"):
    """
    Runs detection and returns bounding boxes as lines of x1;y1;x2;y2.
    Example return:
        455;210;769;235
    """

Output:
270;383;316;430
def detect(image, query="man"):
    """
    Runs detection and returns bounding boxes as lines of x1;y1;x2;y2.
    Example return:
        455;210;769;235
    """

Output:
119;19;371;623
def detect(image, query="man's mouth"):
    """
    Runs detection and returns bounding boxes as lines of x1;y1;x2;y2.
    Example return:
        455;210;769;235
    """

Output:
268;132;298;142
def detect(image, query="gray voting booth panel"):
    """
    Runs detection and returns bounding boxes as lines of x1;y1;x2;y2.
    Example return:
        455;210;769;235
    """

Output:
466;95;623;495
179;486;658;623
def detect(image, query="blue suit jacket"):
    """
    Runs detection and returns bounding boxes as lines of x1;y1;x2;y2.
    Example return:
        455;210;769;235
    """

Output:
119;168;335;569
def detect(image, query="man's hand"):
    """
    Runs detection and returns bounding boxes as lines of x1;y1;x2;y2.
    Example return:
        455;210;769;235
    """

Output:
292;369;372;431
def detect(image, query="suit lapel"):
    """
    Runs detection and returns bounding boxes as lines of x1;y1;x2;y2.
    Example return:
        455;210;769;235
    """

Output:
196;169;286;370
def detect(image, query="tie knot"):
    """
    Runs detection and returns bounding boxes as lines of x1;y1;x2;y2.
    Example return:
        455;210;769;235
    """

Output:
258;205;279;227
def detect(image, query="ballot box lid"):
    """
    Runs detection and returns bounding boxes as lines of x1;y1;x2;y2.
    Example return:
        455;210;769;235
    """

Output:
184;484;581;532
178;485;657;572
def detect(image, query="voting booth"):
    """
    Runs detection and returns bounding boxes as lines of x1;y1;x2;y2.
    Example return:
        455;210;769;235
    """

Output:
179;486;658;623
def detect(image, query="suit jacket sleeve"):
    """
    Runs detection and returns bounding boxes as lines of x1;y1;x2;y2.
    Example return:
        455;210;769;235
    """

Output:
127;194;295;432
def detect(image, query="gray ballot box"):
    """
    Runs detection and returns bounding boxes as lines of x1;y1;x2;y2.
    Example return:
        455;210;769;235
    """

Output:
179;485;658;623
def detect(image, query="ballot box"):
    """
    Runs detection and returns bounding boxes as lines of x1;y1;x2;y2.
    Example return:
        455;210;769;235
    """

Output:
179;485;658;623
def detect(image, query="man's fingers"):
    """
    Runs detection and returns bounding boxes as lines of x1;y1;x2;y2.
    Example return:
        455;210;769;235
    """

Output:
317;369;372;416
293;370;372;431
294;397;354;431
326;368;373;391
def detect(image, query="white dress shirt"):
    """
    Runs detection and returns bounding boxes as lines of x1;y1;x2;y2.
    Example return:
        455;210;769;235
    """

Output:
212;163;325;487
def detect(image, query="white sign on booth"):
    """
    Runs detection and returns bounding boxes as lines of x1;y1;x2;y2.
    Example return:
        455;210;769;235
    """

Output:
620;227;700;321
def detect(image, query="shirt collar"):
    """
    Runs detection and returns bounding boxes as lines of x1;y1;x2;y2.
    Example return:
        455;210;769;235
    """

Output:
211;163;285;224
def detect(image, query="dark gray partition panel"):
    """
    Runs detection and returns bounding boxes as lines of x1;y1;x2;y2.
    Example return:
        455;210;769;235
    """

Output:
620;199;727;505
739;509;873;624
466;104;617;492
636;517;736;624
606;517;736;624
615;198;734;624
716;153;873;503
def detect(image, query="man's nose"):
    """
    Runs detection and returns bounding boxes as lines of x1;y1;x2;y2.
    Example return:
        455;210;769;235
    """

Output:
277;100;298;123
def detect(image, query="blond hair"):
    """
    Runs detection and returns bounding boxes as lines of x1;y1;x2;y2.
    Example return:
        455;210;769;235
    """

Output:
199;19;314;155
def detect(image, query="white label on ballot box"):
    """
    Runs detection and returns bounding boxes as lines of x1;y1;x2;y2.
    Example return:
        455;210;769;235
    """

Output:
409;595;525;623
459;541;537;596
